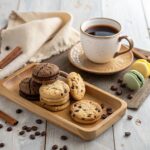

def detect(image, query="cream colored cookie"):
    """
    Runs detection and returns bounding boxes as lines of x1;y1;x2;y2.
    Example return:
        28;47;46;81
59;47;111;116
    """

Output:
70;100;102;124
39;80;70;99
67;72;85;100
40;94;69;106
43;100;70;112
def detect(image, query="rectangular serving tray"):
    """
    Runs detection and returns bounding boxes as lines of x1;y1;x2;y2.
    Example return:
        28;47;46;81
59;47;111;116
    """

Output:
0;63;127;140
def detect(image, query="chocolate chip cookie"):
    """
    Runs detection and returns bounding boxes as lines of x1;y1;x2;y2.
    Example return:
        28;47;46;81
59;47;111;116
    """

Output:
32;63;59;84
19;77;41;100
67;72;86;100
70;100;102;124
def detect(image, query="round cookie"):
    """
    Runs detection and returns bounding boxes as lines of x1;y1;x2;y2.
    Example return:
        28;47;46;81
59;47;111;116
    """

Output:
40;94;69;106
70;100;102;124
32;63;59;84
43;101;70;112
19;77;41;101
67;72;86;100
40;80;70;100
131;59;150;78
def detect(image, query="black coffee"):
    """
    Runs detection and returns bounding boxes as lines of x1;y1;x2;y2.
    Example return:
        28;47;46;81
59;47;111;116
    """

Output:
85;25;118;36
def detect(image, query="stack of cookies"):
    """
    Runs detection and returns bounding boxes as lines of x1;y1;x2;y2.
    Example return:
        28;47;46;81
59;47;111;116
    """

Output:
19;63;59;101
39;80;70;111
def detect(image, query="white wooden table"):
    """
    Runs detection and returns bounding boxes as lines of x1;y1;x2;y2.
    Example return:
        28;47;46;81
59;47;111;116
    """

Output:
0;0;150;149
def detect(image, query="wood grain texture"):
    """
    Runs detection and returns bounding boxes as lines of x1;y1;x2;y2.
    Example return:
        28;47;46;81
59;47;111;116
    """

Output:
0;0;19;27
102;0;150;50
141;0;150;29
102;0;150;149
18;0;60;11
60;0;101;29
0;1;46;150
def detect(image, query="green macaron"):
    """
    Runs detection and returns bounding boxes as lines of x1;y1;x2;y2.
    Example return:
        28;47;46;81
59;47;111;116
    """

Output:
123;70;145;90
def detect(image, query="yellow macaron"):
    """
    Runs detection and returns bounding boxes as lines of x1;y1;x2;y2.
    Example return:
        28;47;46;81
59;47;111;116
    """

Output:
131;59;150;78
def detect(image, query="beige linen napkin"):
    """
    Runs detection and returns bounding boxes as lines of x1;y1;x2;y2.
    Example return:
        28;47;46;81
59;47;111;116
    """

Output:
0;11;80;79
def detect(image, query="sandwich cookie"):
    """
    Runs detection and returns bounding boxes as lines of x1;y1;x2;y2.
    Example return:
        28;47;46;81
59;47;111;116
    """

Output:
32;63;59;84
123;70;145;90
131;59;150;78
67;72;86;100
19;77;41;100
39;80;70;111
70;100;102;124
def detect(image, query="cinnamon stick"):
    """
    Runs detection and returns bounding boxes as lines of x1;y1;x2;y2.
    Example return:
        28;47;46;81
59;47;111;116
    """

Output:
0;110;18;126
0;47;22;69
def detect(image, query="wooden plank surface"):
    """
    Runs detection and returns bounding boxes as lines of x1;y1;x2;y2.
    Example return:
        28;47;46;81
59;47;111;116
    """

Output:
141;0;150;30
0;0;19;27
102;0;150;149
0;1;46;150
0;0;150;150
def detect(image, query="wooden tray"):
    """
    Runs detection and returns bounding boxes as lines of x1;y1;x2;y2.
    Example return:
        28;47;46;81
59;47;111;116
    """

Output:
0;63;127;140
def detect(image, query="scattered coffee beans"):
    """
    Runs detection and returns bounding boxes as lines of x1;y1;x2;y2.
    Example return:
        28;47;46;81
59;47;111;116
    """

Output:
120;83;126;88
41;131;46;136
29;134;35;140
117;79;123;83
124;132;131;137
127;94;133;99
5;46;10;51
0;143;5;148
7;127;12;132
61;135;68;141
36;119;43;124
16;109;23;114
127;115;133;120
115;89;122;95
0;124;3;129
31;126;38;131
101;114;107;119
52;144;58;150
35;131;40;136
110;85;118;91
19;131;25;135
62;145;68;150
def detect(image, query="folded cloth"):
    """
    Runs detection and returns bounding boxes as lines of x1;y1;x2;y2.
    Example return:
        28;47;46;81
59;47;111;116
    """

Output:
0;11;80;79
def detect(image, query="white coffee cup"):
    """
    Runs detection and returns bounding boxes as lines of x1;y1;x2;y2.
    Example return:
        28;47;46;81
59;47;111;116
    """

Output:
80;18;134;63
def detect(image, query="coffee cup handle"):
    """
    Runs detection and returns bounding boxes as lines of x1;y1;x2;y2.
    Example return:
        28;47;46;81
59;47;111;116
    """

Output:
114;35;134;58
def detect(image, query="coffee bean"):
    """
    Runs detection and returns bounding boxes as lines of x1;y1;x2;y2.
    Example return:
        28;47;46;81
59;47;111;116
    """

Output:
101;114;107;119
106;107;112;112
29;134;35;140
59;148;63;150
115;89;122;95
7;127;12;132
117;79;123;83
41;131;46;136
52;144;58;150
22;125;28;130
110;85;117;91
0;124;3;129
26;127;31;132
35;131;40;136
100;104;104;109
19;131;25;135
31;126;38;131
63;145;68;150
120;83;126;88
127;94;133;100
16;109;23;114
124;132;131;137
127;115;133;120
107;110;113;115
5;46;10;51
0;143;5;148
61;135;68;140
36;119;43;124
